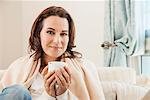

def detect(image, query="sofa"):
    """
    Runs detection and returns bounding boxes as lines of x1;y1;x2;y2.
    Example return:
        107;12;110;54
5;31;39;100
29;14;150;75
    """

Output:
97;67;150;100
0;67;150;100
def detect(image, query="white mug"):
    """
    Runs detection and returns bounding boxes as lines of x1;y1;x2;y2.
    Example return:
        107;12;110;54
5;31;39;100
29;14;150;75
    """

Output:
48;61;67;72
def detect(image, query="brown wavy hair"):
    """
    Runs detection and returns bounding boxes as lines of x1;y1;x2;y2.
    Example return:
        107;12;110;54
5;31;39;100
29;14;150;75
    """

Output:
29;6;81;61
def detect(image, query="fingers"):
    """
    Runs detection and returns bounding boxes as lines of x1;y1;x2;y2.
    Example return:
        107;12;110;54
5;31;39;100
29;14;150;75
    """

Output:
64;66;71;77
50;79;57;90
55;74;63;88
44;71;55;81
42;66;56;88
64;67;71;83
60;67;71;84
45;73;55;89
44;73;56;97
55;71;67;88
41;66;55;81
42;64;71;92
55;67;71;88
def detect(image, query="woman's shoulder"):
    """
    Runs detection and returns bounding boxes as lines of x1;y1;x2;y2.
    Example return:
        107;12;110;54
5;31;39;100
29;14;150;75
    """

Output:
9;54;33;66
75;57;94;64
74;57;98;75
75;57;96;69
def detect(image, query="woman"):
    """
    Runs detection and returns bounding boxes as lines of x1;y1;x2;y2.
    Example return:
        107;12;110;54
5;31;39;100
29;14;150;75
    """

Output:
0;6;105;100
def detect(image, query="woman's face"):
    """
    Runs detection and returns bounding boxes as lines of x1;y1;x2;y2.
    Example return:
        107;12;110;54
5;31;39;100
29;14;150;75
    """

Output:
40;16;69;61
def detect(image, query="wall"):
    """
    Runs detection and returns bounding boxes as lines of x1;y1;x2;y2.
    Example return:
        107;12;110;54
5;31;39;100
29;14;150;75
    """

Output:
0;1;22;69
0;1;105;69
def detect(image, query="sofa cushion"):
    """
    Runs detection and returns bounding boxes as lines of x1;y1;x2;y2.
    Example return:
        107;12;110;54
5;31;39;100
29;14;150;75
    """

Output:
136;75;150;89
101;81;148;100
97;67;136;84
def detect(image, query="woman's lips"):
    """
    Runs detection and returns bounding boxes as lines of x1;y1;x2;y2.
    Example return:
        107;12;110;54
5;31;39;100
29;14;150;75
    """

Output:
50;46;62;49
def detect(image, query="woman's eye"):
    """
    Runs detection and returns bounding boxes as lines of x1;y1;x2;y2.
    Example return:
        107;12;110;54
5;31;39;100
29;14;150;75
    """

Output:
60;33;68;36
47;31;55;35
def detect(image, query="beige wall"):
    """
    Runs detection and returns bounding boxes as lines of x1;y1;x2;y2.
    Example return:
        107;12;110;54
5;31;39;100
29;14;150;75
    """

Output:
0;1;22;69
0;1;105;69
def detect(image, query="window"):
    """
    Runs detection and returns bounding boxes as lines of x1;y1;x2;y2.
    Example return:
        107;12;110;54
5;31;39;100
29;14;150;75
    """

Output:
140;1;150;75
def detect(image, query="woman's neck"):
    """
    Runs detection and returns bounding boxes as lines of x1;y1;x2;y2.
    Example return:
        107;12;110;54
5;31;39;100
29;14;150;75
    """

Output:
39;54;57;73
43;54;57;65
39;53;64;73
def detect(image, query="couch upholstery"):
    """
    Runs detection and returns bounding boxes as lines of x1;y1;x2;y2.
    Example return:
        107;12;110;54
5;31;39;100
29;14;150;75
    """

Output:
0;67;150;100
98;67;136;84
98;67;150;100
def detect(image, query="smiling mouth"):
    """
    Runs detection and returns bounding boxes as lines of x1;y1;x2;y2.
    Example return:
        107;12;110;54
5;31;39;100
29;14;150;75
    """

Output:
50;46;62;49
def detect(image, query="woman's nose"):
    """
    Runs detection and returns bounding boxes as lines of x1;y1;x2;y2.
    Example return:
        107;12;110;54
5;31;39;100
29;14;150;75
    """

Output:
53;35;61;43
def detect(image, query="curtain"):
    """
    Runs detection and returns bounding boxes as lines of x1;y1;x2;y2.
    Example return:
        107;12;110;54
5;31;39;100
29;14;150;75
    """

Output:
103;0;146;67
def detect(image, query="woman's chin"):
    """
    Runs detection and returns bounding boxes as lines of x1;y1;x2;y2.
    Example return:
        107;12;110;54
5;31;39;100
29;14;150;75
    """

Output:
47;53;62;59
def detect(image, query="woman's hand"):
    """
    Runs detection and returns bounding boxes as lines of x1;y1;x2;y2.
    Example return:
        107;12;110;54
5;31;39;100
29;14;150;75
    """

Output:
42;66;56;97
55;66;71;96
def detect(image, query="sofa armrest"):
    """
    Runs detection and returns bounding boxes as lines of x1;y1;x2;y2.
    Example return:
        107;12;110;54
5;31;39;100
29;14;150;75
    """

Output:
136;75;150;89
97;67;136;84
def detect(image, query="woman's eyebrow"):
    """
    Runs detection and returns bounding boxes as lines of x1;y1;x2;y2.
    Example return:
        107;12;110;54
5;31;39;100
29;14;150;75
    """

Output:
62;30;68;32
47;27;68;32
47;27;55;31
